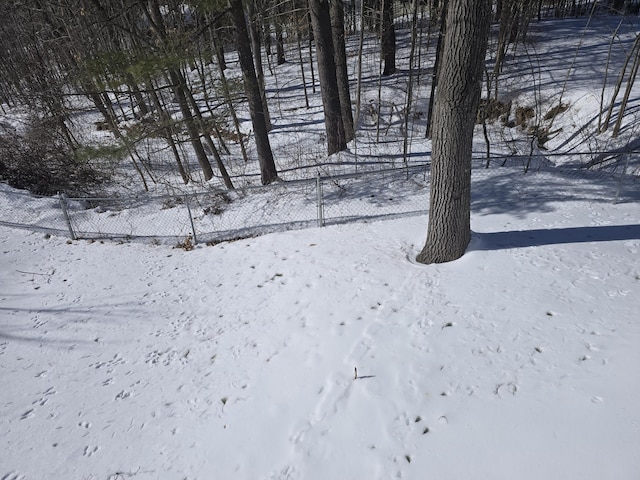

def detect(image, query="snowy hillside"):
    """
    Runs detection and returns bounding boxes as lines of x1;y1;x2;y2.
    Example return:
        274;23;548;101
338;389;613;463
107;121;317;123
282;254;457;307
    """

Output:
2;165;639;480
2;12;640;480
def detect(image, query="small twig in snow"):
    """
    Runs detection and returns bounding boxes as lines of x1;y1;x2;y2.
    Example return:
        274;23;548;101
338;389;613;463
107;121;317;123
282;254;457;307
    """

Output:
16;269;55;283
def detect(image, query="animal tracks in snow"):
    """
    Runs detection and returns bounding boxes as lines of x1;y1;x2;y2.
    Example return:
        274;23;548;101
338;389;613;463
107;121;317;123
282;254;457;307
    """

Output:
20;409;35;420
19;387;57;420
2;472;26;480
89;354;125;371
82;445;99;457
290;375;354;446
145;348;189;367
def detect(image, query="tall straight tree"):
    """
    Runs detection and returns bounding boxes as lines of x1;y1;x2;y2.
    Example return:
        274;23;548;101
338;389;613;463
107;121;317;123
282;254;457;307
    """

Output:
228;0;279;185
246;0;272;130
416;0;490;264
426;0;448;138
143;0;215;182
381;0;396;75
309;0;347;155
330;0;355;142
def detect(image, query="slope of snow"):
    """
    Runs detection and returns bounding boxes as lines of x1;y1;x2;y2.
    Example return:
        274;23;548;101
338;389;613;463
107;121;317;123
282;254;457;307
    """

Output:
2;12;640;480
2;165;639;480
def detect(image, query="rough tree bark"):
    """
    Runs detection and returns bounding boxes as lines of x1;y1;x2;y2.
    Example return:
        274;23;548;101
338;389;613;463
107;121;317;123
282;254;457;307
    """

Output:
246;0;272;130
330;0;355;142
426;0;448;138
381;0;396;75
229;0;279;184
309;0;347;155
144;0;215;181
416;0;490;264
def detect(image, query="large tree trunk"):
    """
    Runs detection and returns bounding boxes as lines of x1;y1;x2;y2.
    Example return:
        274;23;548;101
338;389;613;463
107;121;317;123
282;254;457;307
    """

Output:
144;0;215;181
274;5;286;65
168;68;215;182
309;0;347;155
330;0;355;142
229;0;279;185
426;0;448;138
246;0;272;130
416;0;490;265
381;0;396;75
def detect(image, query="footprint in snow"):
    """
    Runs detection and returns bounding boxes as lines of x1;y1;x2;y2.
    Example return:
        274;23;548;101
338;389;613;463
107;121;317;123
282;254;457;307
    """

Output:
2;472;27;480
114;390;131;400
20;409;34;420
83;445;99;457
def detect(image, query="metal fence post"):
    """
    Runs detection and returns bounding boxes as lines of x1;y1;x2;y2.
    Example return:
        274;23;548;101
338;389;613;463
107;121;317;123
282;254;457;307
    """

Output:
185;196;198;245
58;192;76;240
614;153;630;204
316;172;324;227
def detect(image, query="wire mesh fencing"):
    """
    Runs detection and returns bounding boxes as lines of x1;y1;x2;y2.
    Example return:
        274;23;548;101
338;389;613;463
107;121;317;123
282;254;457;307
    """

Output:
3;157;636;245
0;187;70;236
0;165;431;245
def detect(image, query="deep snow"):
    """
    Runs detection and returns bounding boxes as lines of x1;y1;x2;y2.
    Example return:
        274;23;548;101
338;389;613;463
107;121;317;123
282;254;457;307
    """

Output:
2;165;639;479
2;11;640;480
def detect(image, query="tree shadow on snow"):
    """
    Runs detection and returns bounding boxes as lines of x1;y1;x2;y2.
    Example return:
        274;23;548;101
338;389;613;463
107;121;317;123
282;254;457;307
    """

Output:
471;166;640;218
471;224;640;251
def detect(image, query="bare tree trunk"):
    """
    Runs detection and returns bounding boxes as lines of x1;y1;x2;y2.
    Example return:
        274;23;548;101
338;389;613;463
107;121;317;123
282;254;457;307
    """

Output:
147;78;190;184
403;0;419;165
216;54;250;163
143;0;215;181
246;0;272;130
88;88;121;138
354;0;366;128
229;0;279;184
426;0;448;138
381;0;396;75
274;6;286;65
612;38;640;137
330;0;355;142
598;16;624;131
210;20;227;71
167;68;215;181
307;11;317;93
296;17;311;108
309;0;347;155
183;83;235;189
602;33;640;133
416;0;490;265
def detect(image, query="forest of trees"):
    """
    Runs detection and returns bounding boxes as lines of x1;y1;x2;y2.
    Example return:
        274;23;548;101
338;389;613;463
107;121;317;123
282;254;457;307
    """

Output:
0;0;637;261
1;0;635;194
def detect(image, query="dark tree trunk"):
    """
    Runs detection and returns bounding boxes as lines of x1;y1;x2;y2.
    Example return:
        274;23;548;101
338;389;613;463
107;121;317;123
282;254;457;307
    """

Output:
330;0;355;142
381;0;396;75
274;11;286;65
144;0;215;181
147;79;190;184
229;0;279;184
210;20;227;71
168;68;215;181
309;0;347;155
426;0;448;138
416;0;490;264
246;0;271;130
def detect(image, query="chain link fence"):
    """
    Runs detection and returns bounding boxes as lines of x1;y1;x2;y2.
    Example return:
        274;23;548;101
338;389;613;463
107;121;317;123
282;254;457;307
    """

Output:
2;157;637;246
0;164;431;245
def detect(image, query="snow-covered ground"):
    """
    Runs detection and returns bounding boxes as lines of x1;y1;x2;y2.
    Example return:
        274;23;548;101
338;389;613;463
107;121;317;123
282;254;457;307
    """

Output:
2;12;640;480
2;164;639;479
